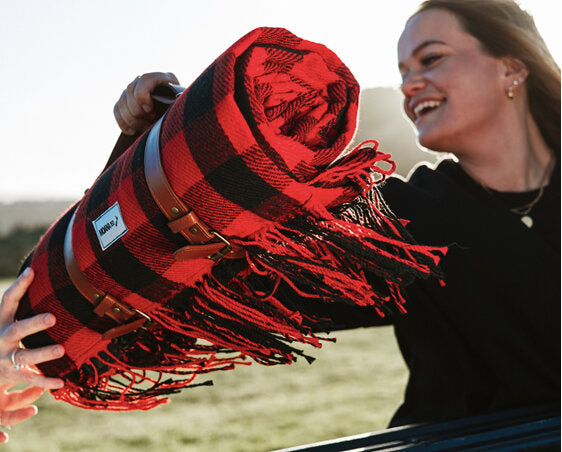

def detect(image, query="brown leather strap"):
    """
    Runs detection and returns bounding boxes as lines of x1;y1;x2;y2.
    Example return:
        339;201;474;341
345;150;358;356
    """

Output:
63;211;152;340
168;211;215;243
61;84;242;340
144;117;243;261
173;232;235;261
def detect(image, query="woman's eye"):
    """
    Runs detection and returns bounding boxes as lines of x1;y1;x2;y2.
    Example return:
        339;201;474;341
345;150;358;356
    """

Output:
421;54;443;67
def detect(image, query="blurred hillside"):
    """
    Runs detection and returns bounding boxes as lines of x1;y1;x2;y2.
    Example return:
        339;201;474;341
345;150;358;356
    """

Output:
0;200;75;276
0;88;439;276
0;200;75;236
352;87;439;176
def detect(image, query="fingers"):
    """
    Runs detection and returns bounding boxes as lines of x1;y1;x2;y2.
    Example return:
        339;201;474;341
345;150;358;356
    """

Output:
1;313;56;344
11;368;64;390
124;78;154;130
135;72;180;110
0;405;37;427
0;363;64;390
164;72;180;85
114;83;153;135
0;386;44;412
114;72;180;135
1;347;65;389
0;269;64;390
0;307;64;389
0;268;34;328
10;344;64;369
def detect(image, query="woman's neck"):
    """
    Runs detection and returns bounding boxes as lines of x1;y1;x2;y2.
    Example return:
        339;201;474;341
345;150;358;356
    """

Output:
456;111;554;192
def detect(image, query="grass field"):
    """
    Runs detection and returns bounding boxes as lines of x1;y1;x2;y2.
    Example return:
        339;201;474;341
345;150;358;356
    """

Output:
0;279;408;452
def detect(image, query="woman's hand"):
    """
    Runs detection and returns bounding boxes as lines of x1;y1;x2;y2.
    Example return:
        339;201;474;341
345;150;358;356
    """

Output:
0;384;45;443
0;268;65;442
114;72;180;136
0;268;64;388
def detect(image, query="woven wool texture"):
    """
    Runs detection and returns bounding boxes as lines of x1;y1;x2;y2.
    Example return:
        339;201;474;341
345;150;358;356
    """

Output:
16;27;445;411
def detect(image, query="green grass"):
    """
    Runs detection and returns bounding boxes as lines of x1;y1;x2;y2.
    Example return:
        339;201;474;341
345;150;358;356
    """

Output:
1;279;408;452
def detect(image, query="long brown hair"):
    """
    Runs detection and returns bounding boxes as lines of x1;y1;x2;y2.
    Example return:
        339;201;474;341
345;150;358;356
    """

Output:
412;0;561;153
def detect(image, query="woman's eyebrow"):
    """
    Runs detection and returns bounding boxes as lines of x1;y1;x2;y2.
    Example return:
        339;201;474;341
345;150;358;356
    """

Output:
412;39;446;57
398;39;446;71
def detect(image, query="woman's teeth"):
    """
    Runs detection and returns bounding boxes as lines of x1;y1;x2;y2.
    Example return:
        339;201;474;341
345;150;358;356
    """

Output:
414;100;442;119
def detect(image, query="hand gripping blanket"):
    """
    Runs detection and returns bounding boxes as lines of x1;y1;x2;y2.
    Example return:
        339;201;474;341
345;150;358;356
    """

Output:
16;27;445;411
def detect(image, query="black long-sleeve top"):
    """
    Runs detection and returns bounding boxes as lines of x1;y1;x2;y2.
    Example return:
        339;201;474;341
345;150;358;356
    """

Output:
301;158;560;426
380;158;560;426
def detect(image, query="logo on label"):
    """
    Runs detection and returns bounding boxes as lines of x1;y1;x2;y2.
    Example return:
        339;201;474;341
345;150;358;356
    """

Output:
93;202;128;251
98;217;118;236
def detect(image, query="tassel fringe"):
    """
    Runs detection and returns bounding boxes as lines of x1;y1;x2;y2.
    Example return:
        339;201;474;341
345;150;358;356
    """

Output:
53;143;446;410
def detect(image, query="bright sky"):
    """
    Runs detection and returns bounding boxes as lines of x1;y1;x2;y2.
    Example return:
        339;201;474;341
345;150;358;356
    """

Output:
1;0;559;202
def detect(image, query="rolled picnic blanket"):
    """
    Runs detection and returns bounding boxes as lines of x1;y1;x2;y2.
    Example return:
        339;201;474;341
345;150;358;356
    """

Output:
16;27;445;411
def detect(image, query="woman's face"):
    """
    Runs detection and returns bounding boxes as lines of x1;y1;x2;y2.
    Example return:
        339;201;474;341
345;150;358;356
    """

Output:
397;8;509;153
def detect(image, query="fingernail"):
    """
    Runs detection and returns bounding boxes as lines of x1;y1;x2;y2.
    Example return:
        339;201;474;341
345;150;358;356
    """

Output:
142;104;152;113
43;313;55;326
53;345;64;356
23;267;31;276
55;381;65;389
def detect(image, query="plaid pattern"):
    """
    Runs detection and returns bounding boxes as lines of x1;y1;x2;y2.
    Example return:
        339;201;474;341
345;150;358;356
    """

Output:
16;28;445;411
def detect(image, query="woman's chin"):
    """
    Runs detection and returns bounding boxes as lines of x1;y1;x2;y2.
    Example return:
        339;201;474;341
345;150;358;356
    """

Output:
416;130;453;153
417;133;439;152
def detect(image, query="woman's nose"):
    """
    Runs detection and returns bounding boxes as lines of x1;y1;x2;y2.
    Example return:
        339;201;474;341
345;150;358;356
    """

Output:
400;73;427;98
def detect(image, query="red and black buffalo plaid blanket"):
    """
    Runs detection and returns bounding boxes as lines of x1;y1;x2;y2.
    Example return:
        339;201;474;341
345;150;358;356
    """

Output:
16;27;445;410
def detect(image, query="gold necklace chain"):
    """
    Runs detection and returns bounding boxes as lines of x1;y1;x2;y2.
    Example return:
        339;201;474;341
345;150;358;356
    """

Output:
509;185;545;216
508;157;554;217
479;157;554;228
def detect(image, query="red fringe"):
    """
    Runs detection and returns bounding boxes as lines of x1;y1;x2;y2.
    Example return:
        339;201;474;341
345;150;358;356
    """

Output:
53;143;446;411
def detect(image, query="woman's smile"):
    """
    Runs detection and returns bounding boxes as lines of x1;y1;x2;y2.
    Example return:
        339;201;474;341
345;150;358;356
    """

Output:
411;98;445;122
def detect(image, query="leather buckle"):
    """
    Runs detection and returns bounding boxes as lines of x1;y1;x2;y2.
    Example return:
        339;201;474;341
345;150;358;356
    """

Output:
208;231;233;262
64;209;154;340
102;308;153;340
144;116;245;263
132;308;152;331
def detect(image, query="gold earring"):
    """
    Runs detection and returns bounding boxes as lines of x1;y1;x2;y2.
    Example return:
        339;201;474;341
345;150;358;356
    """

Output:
507;78;522;99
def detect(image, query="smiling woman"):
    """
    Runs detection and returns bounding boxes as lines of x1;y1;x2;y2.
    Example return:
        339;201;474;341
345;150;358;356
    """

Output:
376;0;560;425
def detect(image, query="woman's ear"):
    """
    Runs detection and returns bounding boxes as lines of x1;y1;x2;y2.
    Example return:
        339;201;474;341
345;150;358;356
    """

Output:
501;56;529;86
